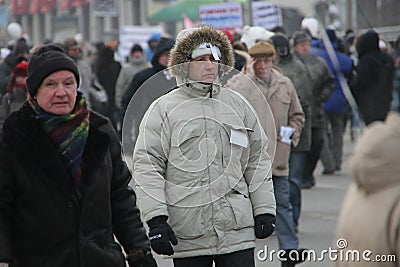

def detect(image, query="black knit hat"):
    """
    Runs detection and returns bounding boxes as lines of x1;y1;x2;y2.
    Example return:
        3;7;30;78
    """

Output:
130;43;143;54
270;33;290;57
26;44;80;97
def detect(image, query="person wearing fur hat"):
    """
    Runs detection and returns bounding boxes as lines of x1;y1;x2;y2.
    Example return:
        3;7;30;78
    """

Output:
0;45;156;267
132;26;276;266
226;41;306;267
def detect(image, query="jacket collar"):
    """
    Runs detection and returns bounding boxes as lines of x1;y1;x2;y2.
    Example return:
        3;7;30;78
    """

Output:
178;78;221;98
249;69;282;99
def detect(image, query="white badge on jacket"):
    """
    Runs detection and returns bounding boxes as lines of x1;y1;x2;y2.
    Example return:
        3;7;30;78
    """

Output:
230;129;248;148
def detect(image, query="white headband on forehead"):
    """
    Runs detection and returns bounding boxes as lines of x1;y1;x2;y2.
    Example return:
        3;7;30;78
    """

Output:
191;42;221;61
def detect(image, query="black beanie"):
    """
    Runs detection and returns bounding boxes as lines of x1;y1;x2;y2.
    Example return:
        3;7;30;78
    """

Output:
270;33;290;57
26;45;80;97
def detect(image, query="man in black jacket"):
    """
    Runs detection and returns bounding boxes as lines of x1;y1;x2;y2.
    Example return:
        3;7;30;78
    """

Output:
351;30;394;125
121;37;176;115
120;37;176;158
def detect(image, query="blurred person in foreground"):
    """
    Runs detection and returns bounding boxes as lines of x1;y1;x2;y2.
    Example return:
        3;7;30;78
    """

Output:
0;45;156;267
226;41;306;267
335;112;400;267
132;26;276;266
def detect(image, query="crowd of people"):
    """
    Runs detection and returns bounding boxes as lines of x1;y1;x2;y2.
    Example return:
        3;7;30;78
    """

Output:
0;17;399;267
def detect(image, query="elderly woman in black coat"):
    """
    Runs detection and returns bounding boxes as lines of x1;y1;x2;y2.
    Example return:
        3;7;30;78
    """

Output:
0;45;156;267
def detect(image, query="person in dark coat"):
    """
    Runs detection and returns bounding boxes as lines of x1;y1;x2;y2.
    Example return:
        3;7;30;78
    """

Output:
351;29;395;125
93;42;122;130
292;30;334;189
0;38;30;96
120;37;175;156
121;37;176;115
0;45;156;267
0;61;29;136
311;29;354;173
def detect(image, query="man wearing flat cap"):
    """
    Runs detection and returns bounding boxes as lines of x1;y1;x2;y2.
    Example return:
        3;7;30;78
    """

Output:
227;40;306;267
132;26;276;266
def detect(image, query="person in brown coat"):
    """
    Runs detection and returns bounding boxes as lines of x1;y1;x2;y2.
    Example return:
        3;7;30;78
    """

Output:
226;41;306;267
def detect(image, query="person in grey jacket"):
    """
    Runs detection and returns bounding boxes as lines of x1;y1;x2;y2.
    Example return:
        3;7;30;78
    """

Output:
131;26;276;267
292;31;334;189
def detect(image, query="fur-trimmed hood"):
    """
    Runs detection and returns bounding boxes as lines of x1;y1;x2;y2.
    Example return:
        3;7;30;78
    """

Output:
168;26;234;79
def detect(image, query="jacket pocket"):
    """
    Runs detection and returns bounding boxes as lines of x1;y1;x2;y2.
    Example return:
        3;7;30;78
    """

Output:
168;205;204;239
224;175;254;229
225;189;254;229
274;141;291;171
170;124;205;173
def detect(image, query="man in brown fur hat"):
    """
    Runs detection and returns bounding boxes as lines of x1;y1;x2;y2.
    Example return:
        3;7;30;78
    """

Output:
132;26;276;266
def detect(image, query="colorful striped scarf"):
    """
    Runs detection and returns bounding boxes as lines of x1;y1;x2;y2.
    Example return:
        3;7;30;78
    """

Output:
29;92;89;187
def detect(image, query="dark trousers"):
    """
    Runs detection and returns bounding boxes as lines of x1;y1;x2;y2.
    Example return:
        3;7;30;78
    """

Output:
172;248;255;267
302;127;324;187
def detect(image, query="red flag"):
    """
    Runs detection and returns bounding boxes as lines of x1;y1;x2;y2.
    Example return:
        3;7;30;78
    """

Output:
40;0;56;13
12;0;29;15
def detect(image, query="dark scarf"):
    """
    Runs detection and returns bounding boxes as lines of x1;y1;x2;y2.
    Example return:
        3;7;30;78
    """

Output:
28;92;89;187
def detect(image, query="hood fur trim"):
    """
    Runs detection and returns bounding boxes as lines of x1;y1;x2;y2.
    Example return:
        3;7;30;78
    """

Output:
168;26;234;78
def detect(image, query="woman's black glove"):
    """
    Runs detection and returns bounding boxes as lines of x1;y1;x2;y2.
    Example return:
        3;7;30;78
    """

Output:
147;216;178;255
254;213;276;239
126;250;157;267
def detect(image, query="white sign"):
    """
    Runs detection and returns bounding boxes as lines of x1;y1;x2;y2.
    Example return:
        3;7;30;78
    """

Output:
252;1;283;30
92;0;118;17
118;25;163;63
199;3;243;30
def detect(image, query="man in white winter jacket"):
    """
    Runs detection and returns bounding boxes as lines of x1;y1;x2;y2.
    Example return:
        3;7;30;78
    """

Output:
132;26;276;266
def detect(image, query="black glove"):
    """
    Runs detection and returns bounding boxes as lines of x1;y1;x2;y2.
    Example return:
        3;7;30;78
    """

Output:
126;250;157;267
254;213;275;239
147;216;178;255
